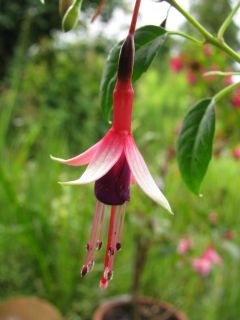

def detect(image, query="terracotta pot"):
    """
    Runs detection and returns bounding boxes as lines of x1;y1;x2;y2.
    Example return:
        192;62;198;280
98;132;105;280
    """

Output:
93;295;188;320
0;296;63;320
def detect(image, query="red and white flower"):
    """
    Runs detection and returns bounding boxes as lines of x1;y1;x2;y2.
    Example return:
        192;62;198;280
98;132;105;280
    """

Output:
51;0;171;288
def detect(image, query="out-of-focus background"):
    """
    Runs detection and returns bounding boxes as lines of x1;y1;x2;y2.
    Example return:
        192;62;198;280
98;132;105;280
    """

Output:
0;0;240;319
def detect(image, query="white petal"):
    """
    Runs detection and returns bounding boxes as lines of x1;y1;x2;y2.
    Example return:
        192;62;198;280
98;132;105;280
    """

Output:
50;140;102;166
61;131;124;185
125;135;173;214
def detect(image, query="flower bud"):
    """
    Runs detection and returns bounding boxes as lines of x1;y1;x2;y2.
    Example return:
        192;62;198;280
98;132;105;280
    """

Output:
117;34;135;82
59;0;74;17
62;0;82;32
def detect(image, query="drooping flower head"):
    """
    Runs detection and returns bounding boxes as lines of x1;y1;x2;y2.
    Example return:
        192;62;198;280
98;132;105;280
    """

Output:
51;0;172;289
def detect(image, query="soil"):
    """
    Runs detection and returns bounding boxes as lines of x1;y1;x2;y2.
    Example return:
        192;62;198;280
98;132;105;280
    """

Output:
102;302;179;320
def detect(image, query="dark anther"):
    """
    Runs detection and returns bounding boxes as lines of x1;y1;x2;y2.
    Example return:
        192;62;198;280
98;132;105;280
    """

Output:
81;265;88;277
96;240;102;250
108;247;115;256
86;243;91;251
116;242;122;251
106;270;112;281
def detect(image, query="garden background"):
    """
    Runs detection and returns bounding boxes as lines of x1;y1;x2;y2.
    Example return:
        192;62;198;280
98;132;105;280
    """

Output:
0;0;240;319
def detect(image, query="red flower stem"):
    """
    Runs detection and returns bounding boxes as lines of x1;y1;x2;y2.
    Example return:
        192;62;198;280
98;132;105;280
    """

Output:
91;0;107;23
129;0;141;35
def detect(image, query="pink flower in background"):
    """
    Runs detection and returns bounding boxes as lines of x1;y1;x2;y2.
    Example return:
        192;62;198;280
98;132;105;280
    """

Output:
177;238;191;255
192;258;212;276
203;246;222;265
203;44;212;57
208;212;219;224
170;56;183;73
231;94;240;109
192;246;222;276
187;72;197;85
232;147;240;160
224;75;233;86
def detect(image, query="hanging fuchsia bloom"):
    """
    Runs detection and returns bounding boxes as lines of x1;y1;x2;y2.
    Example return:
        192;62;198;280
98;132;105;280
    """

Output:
51;0;172;289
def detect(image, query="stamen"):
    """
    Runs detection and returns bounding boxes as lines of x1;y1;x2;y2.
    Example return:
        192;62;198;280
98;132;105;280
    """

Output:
96;205;107;250
110;206;122;255
116;203;127;250
100;206;116;287
82;201;104;274
96;240;102;250
87;260;94;272
81;265;88;277
99;204;127;288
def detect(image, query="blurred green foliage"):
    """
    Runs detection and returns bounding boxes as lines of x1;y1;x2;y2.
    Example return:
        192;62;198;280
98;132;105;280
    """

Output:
190;0;239;49
0;1;240;320
0;0;122;78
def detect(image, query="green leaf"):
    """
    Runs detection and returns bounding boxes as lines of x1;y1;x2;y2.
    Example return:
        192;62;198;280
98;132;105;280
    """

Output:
62;0;82;32
40;0;45;3
176;98;215;194
100;25;168;120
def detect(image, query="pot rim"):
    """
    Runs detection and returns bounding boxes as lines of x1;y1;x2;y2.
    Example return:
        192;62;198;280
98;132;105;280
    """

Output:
93;295;188;320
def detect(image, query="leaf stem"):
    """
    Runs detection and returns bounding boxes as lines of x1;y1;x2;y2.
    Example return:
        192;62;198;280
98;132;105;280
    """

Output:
204;71;240;77
168;0;240;63
168;31;202;45
217;1;240;40
214;82;240;103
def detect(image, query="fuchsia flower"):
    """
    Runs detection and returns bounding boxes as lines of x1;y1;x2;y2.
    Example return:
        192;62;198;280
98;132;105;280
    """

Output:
187;71;197;85
192;246;222;277
232;147;240;160
170;56;183;73
231;93;240;109
51;0;171;289
192;258;212;276
224;75;233;86
177;238;191;255
203;44;212;57
202;246;222;265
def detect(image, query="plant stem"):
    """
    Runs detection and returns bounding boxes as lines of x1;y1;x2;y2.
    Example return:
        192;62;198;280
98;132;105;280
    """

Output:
168;0;240;63
218;1;240;40
214;82;240;103
129;0;141;35
168;31;202;45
